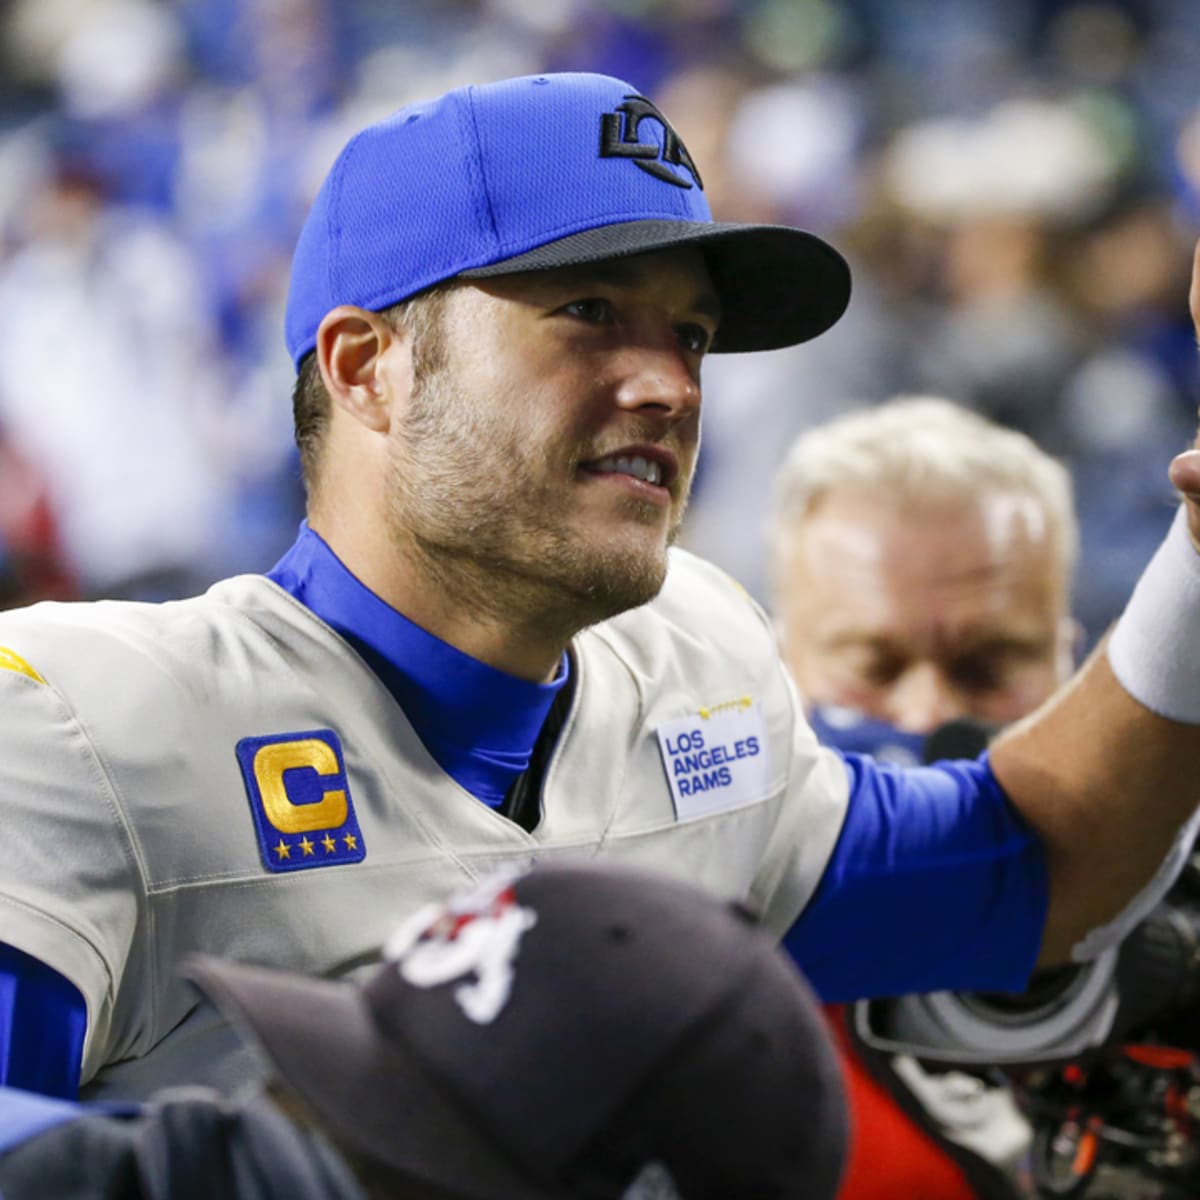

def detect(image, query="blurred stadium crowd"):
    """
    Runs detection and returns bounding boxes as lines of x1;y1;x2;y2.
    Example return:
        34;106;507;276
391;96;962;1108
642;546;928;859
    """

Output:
1;0;1199;647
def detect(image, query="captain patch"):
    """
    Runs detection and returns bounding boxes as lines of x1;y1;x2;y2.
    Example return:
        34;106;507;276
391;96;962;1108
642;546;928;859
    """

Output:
655;697;770;822
236;729;366;872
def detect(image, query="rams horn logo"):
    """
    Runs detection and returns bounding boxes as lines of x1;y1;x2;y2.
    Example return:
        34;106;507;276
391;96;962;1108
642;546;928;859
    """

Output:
599;95;703;190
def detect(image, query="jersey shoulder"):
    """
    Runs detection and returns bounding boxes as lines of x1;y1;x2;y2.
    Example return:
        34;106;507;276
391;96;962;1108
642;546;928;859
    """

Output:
0;576;311;701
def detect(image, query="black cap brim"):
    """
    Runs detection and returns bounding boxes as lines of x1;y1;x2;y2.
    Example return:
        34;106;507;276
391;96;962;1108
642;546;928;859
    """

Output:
459;219;851;353
184;956;562;1200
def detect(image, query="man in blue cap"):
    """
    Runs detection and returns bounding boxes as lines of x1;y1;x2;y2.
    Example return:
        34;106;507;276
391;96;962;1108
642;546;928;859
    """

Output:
0;72;1197;1111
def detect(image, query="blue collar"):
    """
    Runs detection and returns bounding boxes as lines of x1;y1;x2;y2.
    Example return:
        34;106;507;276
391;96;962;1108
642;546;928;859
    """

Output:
267;524;568;808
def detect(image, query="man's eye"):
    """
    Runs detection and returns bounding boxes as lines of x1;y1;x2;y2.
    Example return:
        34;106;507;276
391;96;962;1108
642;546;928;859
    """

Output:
676;322;713;355
839;651;902;686
562;298;613;324
953;658;1004;691
861;659;903;686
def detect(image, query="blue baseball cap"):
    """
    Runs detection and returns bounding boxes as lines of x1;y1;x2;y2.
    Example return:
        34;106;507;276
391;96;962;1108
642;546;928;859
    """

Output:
285;72;851;368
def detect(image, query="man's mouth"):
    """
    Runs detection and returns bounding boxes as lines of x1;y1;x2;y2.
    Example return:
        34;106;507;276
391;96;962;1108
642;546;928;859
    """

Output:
583;441;686;492
589;454;664;486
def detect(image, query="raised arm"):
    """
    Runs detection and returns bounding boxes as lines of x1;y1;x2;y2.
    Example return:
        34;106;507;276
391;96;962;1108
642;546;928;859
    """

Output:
990;242;1200;965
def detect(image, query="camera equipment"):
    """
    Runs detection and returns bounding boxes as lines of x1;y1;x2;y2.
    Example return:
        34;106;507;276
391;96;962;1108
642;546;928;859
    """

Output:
856;808;1200;1199
807;708;1200;1196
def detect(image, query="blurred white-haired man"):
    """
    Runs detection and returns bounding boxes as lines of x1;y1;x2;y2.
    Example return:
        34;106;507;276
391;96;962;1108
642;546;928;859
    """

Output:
768;396;1082;1200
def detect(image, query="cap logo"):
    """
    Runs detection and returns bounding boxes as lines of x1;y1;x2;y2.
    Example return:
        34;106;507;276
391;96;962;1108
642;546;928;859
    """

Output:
384;871;537;1025
599;95;703;190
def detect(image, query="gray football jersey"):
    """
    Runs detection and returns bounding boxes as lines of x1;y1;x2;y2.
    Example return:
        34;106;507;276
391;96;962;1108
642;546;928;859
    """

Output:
0;548;849;1098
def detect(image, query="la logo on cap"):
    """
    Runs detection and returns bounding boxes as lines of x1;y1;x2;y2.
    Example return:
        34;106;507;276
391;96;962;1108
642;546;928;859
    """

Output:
599;94;703;190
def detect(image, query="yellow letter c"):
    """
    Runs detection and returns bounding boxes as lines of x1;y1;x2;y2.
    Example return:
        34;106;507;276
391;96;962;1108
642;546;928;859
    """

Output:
253;738;348;834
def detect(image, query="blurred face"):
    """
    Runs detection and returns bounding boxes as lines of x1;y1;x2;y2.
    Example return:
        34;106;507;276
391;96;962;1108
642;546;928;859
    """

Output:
381;248;717;626
776;489;1074;733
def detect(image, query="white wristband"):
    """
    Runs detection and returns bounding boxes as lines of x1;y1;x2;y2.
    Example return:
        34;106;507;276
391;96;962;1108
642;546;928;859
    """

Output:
1107;504;1200;723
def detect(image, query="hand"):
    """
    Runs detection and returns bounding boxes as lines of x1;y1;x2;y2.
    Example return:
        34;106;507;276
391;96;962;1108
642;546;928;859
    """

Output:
1175;239;1200;550
1171;445;1200;549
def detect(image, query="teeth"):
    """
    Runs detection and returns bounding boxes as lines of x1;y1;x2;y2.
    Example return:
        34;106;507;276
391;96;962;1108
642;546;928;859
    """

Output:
593;455;663;485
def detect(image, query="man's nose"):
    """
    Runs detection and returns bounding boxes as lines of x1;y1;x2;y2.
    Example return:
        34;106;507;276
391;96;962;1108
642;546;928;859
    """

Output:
886;664;968;735
613;337;702;419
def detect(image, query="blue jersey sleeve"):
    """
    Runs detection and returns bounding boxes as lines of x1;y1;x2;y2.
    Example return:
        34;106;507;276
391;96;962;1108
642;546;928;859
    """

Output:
0;945;86;1099
783;752;1048;1002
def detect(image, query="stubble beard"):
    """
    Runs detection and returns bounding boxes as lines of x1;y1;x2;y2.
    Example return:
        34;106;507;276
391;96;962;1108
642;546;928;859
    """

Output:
385;368;690;638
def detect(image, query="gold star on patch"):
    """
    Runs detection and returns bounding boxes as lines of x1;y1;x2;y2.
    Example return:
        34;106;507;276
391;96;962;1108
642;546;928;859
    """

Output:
343;833;358;851
322;834;336;853
274;840;291;860
299;836;315;856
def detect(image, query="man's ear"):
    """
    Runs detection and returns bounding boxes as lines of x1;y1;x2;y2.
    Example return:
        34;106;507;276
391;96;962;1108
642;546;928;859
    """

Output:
315;306;407;433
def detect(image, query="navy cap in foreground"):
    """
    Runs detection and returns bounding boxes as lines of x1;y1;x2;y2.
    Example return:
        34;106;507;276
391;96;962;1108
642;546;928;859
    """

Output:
187;859;847;1199
285;72;851;366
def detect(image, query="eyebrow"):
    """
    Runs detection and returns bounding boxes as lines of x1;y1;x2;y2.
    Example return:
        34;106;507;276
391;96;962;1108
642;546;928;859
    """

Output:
822;630;1053;656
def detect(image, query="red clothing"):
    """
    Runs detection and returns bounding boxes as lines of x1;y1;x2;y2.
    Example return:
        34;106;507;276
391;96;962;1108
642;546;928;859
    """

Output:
827;1004;977;1200
0;434;75;607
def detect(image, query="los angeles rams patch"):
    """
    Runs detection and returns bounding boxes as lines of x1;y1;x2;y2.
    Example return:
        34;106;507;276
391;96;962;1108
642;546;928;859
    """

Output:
236;729;366;872
656;697;770;823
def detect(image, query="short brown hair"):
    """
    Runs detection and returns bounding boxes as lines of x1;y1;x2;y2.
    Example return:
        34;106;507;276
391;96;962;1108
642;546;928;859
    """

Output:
291;283;455;493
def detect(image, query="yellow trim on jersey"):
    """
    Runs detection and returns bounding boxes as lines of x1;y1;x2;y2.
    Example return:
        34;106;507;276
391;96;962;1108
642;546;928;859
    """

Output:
698;695;752;720
0;646;45;685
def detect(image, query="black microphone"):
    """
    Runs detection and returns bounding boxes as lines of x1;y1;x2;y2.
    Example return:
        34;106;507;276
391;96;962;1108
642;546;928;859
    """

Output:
921;717;996;764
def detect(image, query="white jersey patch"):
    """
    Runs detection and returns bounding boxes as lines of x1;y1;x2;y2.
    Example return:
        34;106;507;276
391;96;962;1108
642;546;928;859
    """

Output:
384;870;538;1024
656;697;770;823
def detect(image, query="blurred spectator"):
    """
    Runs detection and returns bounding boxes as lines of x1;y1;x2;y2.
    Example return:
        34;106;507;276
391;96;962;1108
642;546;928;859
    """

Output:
0;426;75;609
1047;185;1199;645
767;397;1080;1200
0;155;253;599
